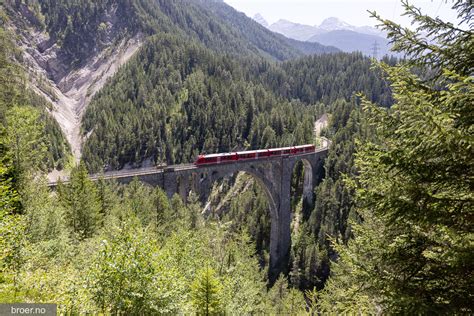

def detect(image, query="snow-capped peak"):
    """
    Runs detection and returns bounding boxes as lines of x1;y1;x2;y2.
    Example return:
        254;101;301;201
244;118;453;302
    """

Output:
319;17;354;31
253;13;269;27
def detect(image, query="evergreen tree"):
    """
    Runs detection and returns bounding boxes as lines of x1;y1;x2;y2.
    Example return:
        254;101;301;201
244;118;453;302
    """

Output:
191;266;223;315
5;106;47;181
319;1;473;313
59;163;101;239
89;219;181;314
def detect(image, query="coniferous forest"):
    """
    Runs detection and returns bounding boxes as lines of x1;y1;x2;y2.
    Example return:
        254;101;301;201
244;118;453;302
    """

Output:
0;0;472;314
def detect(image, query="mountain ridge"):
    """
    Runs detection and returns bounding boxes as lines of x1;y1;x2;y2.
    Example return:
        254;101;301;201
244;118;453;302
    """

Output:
6;0;339;163
252;14;394;57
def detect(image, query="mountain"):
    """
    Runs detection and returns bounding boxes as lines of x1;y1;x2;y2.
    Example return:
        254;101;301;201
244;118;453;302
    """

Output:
265;17;393;57
269;19;324;41
253;13;269;27
319;17;353;32
267;17;384;42
308;30;391;57
5;0;338;163
318;17;384;37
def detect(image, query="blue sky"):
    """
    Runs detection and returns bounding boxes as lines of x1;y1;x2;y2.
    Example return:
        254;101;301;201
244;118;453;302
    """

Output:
223;0;459;27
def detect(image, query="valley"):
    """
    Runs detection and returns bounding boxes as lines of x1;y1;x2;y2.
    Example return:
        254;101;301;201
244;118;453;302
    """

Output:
0;0;471;314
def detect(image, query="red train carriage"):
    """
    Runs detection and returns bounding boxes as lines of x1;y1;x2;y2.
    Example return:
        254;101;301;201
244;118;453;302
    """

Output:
255;149;271;158
236;151;257;160
194;144;315;166
195;153;238;165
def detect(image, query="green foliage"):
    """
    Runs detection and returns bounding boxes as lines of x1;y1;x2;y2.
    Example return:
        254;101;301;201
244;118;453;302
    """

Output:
319;1;473;313
5;106;47;178
315;210;383;314
0;23;69;172
266;275;306;315
370;0;473;77
0;27;24;122
221;174;271;265
0;210;26;274
89;220;181;314
0;158;19;214
58;163;101;240
191;266;223;315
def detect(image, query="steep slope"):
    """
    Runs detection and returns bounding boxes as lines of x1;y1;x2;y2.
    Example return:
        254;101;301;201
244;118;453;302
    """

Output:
6;1;145;161
8;0;338;164
189;0;338;59
253;13;269;28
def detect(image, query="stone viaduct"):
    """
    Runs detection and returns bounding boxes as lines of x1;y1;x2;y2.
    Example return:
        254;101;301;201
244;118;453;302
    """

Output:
49;145;329;282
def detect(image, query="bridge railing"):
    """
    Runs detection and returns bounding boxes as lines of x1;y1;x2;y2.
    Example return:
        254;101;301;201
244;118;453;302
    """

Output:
48;143;331;187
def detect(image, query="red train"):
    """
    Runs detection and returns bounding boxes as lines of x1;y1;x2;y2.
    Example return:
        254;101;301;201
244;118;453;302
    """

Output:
195;144;315;165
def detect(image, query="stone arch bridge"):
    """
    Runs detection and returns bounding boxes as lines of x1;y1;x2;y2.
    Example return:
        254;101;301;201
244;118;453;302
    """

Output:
49;145;329;282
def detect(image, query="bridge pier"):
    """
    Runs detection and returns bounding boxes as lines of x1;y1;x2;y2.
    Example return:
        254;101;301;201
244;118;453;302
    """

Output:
157;153;327;284
268;156;292;284
53;150;328;285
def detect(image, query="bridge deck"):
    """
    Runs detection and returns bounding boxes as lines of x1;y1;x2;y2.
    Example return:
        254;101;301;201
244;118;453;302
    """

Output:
48;147;328;187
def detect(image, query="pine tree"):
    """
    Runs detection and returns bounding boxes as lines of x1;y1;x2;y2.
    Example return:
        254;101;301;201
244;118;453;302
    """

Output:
59;163;101;239
191;266;223;315
319;1;473;313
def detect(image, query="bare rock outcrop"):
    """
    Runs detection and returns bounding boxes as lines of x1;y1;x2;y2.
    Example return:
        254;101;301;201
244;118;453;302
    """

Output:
8;5;143;162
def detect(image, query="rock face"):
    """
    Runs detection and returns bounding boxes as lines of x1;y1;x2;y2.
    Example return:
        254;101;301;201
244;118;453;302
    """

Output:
8;5;143;162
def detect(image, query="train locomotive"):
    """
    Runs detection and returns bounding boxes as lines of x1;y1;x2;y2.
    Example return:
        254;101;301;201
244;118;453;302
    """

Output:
194;144;315;165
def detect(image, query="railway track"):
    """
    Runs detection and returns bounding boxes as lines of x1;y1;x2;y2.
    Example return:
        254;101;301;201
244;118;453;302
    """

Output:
48;146;329;187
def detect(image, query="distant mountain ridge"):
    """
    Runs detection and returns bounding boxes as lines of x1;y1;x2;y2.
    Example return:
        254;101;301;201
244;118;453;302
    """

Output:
309;30;390;57
253;15;395;57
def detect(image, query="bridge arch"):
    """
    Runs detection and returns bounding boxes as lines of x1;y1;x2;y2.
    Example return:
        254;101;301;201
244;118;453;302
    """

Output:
189;163;280;221
54;150;330;284
290;158;315;220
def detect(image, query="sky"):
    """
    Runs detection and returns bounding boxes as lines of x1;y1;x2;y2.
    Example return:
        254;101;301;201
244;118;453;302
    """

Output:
223;0;460;27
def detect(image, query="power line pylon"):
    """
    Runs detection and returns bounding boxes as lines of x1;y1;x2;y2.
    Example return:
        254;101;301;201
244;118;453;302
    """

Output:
372;41;380;59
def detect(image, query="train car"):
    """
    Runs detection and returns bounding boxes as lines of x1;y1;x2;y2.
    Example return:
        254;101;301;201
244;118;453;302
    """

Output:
220;152;238;163
303;144;316;152
195;152;238;165
236;151;257;160
281;147;292;155
195;153;220;165
293;144;315;154
255;149;271;158
195;144;315;166
269;148;283;156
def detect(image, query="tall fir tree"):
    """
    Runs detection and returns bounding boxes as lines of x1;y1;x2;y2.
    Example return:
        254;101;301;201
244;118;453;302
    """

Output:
191;266;223;315
58;163;101;239
318;0;473;313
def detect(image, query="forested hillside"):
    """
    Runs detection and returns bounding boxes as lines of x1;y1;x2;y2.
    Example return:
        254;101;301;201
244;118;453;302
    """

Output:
8;0;337;71
1;0;471;314
0;22;70;171
82;36;391;171
5;0;339;163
